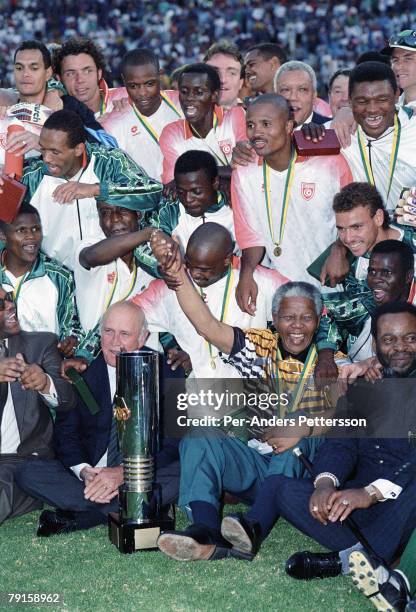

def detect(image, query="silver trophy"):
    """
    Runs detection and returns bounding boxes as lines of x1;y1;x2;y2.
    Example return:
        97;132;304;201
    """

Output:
108;349;175;553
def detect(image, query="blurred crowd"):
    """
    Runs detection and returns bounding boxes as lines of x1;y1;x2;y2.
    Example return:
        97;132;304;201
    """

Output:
1;0;416;94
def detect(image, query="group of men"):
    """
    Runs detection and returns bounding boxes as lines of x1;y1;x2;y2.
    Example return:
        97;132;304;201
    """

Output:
0;27;416;612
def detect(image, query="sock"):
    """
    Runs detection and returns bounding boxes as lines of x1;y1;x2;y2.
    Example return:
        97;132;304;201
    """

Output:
189;501;221;533
74;509;108;529
339;543;363;574
245;475;282;539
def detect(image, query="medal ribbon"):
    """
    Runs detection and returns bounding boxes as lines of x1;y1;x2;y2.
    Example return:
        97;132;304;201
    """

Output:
357;113;401;205
160;92;182;118
263;148;298;255
199;265;234;368
274;343;317;418
103;260;138;313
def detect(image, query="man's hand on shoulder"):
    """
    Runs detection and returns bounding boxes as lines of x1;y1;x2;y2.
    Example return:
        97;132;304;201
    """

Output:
231;140;256;168
52;182;100;204
320;241;349;287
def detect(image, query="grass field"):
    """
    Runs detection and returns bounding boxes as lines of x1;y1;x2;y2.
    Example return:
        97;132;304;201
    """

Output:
0;506;373;612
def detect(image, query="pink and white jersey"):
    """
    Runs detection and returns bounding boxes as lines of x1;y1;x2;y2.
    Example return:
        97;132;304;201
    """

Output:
101;91;182;181
96;80;128;118
159;105;246;184
133;258;287;378
232;154;353;283
0;103;52;164
341;110;416;212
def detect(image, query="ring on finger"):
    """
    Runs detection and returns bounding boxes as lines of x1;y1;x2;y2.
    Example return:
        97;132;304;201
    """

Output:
312;505;318;512
342;498;349;506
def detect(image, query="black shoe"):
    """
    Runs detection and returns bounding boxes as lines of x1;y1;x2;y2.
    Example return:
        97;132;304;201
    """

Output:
157;523;233;561
349;550;411;612
221;513;262;559
285;550;342;580
37;509;79;537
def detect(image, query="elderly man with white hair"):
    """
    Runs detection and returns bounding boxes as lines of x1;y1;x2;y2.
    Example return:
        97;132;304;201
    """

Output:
16;300;180;537
151;251;344;562
274;60;331;127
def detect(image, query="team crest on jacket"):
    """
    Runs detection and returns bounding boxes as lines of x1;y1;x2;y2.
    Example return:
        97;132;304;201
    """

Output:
301;182;315;201
219;139;232;157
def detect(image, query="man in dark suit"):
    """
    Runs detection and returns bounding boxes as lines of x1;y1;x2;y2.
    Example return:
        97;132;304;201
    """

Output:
0;287;76;524
16;300;181;536
219;302;416;609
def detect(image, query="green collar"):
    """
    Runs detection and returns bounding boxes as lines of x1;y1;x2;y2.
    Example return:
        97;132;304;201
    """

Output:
0;246;47;284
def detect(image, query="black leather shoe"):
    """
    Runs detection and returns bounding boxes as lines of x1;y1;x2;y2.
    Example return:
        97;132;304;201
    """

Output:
349;550;411;612
157;523;233;561
37;509;79;537
285;550;342;580
221;513;262;559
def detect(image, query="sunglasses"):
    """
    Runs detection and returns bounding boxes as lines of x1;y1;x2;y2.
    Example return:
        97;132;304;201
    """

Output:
389;30;416;48
0;292;15;310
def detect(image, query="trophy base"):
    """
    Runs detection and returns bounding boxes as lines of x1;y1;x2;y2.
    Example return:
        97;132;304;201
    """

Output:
108;512;175;554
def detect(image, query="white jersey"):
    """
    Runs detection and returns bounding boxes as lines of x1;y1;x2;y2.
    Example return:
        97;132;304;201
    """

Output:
101;91;182;181
173;203;236;252
232;154;353;284
73;245;154;332
341;110;416;212
2;271;60;334
133;259;287;378
28;162;105;270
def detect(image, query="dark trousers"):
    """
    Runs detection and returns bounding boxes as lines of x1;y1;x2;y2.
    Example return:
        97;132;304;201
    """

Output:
15;454;180;517
270;475;416;563
0;455;42;525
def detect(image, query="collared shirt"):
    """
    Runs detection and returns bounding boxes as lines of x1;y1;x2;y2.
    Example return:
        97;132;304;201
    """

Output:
101;91;182;181
341;109;416;212
0;248;82;342
231;154;352;284
159;105;246;183
133;259;287;378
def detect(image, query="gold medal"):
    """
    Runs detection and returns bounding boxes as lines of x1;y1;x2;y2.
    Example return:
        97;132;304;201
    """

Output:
274;245;282;257
210;358;217;370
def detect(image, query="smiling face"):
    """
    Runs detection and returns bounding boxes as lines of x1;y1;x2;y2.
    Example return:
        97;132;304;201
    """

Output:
205;53;243;108
335;205;384;257
4;213;42;270
175;169;219;217
0;288;20;338
350;80;397;138
275;69;316;126
274;296;319;355
367;252;412;306
329;74;350;115
14;49;52;100
179;73;218;124
101;304;147;367
391;47;416;92
376;312;416;375
60;53;102;107
123;63;161;116
246;102;292;158
244;50;278;93
39;128;84;178
97;202;141;238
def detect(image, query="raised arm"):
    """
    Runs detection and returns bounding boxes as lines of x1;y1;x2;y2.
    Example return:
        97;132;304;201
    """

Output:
79;227;153;269
150;234;235;355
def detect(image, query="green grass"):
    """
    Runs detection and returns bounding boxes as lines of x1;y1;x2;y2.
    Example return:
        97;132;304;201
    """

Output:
0;507;373;612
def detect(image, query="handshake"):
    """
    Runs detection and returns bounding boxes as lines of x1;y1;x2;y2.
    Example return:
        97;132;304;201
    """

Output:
150;229;185;289
0;351;50;393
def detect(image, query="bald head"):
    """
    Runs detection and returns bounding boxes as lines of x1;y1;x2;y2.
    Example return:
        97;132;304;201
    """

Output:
185;223;234;288
187;222;234;260
101;301;149;367
248;93;292;121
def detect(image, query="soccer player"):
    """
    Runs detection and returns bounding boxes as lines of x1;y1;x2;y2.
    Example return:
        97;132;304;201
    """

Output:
101;48;182;181
159;63;246;185
232;94;352;314
244;43;287;95
53;38;127;118
386;29;416;109
1;110;162;270
204;41;244;110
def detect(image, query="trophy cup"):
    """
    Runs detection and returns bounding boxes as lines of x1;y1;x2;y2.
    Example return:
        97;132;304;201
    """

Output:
108;349;175;554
